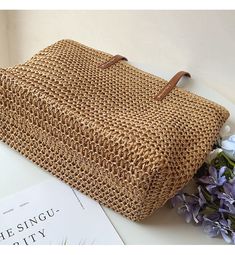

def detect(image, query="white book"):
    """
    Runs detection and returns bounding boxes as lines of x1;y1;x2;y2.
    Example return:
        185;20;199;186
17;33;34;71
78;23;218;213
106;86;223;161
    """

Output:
0;176;123;245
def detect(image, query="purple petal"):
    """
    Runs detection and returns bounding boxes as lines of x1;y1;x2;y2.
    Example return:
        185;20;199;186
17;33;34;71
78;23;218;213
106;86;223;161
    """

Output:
223;183;232;195
219;202;235;215
222;183;235;202
198;186;207;207
230;183;235;198
205;213;221;221
203;223;220;237
192;206;201;223
171;194;183;207
219;166;227;177
232;232;235;244
185;213;192;223
179;207;193;223
221;230;232;243
219;219;229;228
178;206;187;216
209;166;218;180
219;208;229;214
196;214;204;223
219;166;227;178
218;176;227;186
206;184;217;194
218;192;233;204
225;203;235;214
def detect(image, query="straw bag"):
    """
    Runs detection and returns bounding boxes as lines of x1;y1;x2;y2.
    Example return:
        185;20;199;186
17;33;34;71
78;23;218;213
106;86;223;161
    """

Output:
0;39;229;221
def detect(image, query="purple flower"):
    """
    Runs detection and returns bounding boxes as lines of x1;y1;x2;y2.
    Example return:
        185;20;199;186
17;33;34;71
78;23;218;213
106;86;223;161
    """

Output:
171;132;235;244
232;232;235;244
204;211;221;222
199;166;227;193
172;193;201;223
198;186;207;207
219;202;235;215
202;218;233;243
217;182;235;205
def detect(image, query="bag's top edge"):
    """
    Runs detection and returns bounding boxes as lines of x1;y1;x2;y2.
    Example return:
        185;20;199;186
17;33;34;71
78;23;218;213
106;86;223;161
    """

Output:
2;38;230;120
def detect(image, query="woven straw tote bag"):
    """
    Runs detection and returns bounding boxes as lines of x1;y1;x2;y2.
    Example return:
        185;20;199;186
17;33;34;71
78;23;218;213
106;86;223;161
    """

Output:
0;39;229;221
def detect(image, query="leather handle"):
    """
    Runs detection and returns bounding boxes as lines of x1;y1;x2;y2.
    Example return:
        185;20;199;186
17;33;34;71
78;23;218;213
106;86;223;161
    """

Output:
155;71;191;101
99;55;128;69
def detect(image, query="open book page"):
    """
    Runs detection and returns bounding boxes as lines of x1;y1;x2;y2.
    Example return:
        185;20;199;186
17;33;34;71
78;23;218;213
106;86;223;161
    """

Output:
0;178;123;245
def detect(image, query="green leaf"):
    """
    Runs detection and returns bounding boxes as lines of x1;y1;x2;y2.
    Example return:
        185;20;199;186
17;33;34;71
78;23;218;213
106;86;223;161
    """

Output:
211;152;235;179
220;151;235;168
201;206;217;216
228;215;235;231
201;187;213;203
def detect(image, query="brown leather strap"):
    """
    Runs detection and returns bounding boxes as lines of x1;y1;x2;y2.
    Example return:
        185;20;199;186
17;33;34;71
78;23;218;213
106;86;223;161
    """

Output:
99;55;128;69
155;71;191;101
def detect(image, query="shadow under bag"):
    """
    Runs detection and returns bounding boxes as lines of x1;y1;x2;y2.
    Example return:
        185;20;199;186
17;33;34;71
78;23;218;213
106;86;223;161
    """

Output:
0;39;229;221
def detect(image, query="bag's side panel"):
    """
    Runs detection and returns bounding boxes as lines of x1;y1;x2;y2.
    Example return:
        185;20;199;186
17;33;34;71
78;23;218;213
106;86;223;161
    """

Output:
0;69;4;142
0;70;154;221
142;89;230;217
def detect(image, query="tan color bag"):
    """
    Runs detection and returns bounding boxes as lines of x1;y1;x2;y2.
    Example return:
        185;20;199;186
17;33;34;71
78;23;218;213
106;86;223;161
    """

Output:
0;39;229;221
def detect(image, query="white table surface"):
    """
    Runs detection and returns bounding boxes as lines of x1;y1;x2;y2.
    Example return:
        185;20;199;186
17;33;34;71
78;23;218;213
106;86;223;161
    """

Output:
0;81;235;245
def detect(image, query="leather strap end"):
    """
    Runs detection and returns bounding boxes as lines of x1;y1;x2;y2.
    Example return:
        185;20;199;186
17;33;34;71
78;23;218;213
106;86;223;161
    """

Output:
99;55;128;69
155;71;191;101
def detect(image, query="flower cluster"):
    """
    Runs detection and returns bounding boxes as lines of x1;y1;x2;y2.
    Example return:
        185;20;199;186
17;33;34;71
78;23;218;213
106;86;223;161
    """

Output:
172;127;235;244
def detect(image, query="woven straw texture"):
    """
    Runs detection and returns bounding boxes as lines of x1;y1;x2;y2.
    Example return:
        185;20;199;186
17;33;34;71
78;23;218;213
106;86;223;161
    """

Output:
0;39;229;221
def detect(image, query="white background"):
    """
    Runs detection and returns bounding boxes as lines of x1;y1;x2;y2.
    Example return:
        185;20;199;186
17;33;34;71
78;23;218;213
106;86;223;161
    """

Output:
0;10;235;245
0;11;8;67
